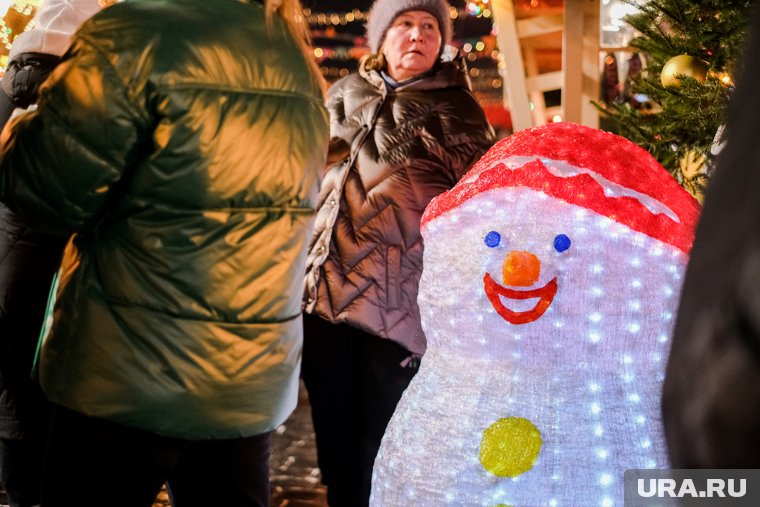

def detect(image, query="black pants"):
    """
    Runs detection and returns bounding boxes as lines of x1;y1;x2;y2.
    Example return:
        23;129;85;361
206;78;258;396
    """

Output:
0;204;64;507
301;313;419;507
41;405;271;507
0;437;46;507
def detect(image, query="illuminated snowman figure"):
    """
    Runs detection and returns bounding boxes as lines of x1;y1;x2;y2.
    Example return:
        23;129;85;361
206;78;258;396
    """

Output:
370;123;700;507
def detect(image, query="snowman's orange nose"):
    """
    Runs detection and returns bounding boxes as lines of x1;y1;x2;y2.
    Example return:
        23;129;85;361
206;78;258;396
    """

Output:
502;250;541;287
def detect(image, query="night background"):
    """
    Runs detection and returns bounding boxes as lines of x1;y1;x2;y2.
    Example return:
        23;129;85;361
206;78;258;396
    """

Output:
301;0;565;134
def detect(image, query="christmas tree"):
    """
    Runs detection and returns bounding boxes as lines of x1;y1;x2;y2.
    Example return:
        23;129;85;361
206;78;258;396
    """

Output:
598;0;756;200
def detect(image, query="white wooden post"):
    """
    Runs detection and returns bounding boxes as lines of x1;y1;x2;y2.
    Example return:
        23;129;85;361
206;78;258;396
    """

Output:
492;0;533;132
562;0;600;127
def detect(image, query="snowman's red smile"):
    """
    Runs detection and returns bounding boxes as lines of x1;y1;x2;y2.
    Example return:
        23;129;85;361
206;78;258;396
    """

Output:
483;274;558;325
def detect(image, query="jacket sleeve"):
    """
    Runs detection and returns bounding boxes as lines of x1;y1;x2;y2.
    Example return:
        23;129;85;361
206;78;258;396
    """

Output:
446;90;495;182
0;35;149;236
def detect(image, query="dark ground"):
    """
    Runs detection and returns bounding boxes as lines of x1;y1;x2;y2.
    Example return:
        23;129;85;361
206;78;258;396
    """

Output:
0;383;327;507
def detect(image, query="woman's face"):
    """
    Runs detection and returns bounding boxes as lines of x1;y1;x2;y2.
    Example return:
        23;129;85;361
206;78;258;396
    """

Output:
382;10;442;82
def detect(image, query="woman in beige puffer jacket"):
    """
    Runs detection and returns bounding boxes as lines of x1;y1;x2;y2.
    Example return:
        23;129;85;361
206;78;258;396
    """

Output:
301;1;494;504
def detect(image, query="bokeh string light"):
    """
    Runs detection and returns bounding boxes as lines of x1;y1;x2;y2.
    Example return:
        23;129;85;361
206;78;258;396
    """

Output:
304;4;495;27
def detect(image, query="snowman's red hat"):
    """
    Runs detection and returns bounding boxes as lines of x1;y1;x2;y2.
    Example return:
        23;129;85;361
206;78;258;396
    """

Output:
422;122;701;253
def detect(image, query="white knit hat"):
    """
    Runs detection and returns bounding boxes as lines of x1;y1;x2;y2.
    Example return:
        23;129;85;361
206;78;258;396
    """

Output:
365;0;453;54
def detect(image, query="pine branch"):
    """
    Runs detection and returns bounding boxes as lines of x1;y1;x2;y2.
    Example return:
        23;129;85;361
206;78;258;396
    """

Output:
602;0;756;198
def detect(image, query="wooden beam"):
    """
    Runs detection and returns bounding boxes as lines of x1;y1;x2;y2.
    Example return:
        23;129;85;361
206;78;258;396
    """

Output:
526;70;563;92
562;0;600;127
517;14;564;39
492;0;533;132
523;48;548;126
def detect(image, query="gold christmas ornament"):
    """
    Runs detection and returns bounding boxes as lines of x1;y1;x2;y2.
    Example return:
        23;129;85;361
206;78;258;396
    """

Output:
661;55;708;87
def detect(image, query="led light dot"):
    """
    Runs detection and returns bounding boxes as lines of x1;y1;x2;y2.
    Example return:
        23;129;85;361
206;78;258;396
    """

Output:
601;497;614;507
599;473;613;486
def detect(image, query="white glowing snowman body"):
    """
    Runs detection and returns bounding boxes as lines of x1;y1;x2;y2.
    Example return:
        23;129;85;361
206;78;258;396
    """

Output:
370;124;700;507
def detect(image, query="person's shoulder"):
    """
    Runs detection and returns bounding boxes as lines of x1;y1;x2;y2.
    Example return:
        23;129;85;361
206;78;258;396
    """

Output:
329;72;367;92
78;0;262;42
72;1;269;66
449;87;484;110
327;72;373;102
72;1;152;46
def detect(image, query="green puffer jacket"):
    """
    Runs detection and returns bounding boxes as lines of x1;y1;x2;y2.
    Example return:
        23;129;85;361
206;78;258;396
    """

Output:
0;0;328;439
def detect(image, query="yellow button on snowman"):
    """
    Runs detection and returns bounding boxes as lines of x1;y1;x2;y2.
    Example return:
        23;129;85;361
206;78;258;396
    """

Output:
370;123;700;507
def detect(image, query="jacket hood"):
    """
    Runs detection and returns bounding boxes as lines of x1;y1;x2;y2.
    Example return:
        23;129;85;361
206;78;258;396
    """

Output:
9;0;103;58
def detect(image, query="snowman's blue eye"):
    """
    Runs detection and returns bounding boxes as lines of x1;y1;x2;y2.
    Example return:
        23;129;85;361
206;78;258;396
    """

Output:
553;234;571;252
484;231;501;248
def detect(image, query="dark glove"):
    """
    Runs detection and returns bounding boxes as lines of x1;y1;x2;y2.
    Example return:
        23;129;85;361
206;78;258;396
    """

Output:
1;51;61;109
0;51;60;130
